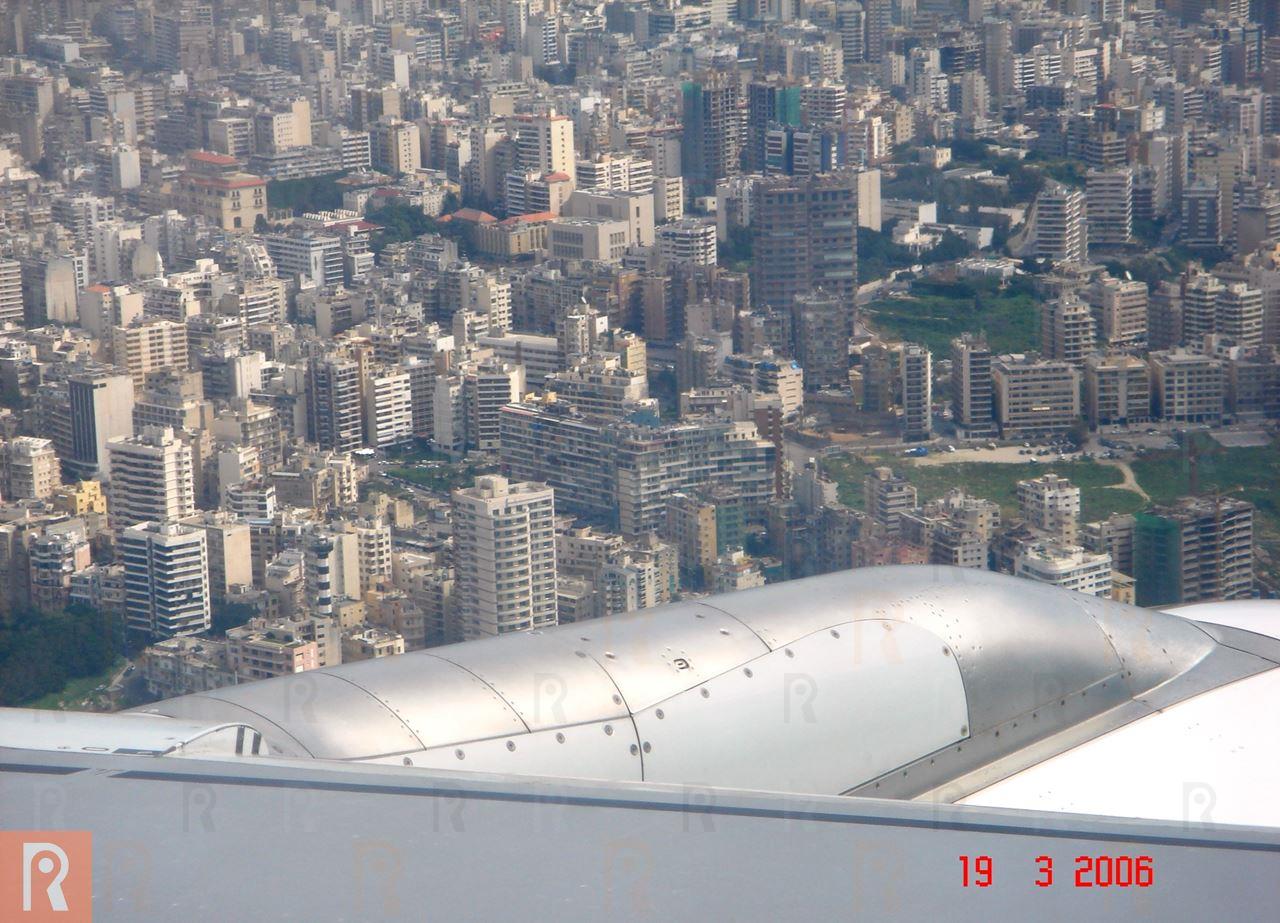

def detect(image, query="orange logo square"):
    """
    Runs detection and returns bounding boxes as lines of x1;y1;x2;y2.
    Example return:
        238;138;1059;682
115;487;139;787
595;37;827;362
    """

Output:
0;831;92;921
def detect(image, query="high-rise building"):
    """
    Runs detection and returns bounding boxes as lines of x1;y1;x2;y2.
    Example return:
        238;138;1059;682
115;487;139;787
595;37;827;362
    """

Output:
363;368;413;449
951;334;996;438
864;467;918;536
745;79;802;173
112;317;189;389
1182;273;1226;343
1094;276;1148;347
500;399;776;536
793;291;852;391
181;513;253;606
1134;498;1254;606
836;2;866;70
901;343;932;441
0;258;22;326
754;171;859;315
463;358;524;452
369;118;421;176
304;528;360;618
29;522;92;613
452;475;557;639
864;0;894;64
1148;280;1184;351
681;75;742;191
107;426;197;534
1149;349;1225;423
656;219;719;267
1182;178;1222;247
1216;283;1265;347
514;113;576;181
120;521;210;641
306;356;364;453
1086;169;1133;247
1026;181;1088;264
65;369;136;481
1041;294;1097;364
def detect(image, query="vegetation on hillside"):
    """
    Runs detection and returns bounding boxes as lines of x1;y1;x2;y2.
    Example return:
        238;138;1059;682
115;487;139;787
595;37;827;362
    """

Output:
266;172;348;214
863;277;1039;355
366;198;470;257
1;605;121;707
857;227;974;284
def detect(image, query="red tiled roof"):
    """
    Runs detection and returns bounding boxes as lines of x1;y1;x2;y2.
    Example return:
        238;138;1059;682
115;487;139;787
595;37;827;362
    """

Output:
451;208;497;224
497;211;555;226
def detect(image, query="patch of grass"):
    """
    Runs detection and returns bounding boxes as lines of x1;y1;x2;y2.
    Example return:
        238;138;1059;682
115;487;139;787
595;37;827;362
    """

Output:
823;454;1134;523
25;658;125;710
825;434;1280;587
1132;434;1280;581
1081;487;1147;522
821;454;876;509
384;461;496;495
864;281;1039;355
901;460;1124;520
1130;434;1279;505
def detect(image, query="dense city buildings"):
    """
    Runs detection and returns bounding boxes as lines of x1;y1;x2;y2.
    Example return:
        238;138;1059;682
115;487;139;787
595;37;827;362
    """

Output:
0;0;1272;718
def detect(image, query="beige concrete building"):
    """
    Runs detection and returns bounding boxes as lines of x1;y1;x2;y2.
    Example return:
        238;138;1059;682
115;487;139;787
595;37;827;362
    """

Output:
547;217;631;262
1094;276;1148;346
1148;349;1225;423
112;317;189;388
182;512;253;605
564;188;655;247
663;491;719;588
0;437;61;500
227;619;321;681
176;151;266;233
370;118;421;176
1018;474;1081;544
1084;353;1150;427
342;626;406;661
991;354;1081;438
107;426;196;534
254;98;311;153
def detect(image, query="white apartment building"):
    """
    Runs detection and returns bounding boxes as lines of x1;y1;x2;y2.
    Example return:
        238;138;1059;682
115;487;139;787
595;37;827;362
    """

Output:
364;368;414;449
657;218;718;266
107;426;196;534
1015;542;1113;598
463;358;525;452
1027;182;1087;264
0;257;22;326
120;521;210;640
452;475;557;639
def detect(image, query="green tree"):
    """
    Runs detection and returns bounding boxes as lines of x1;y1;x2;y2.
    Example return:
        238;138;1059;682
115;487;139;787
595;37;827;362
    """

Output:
266;172;348;215
0;605;121;706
